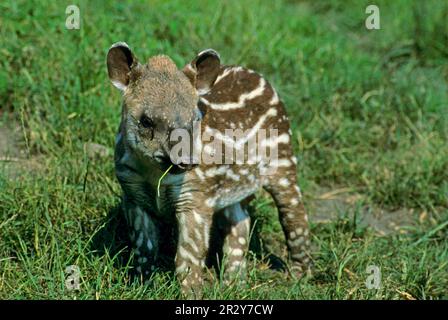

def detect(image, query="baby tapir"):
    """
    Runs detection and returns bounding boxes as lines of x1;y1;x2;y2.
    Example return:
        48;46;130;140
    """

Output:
106;42;311;297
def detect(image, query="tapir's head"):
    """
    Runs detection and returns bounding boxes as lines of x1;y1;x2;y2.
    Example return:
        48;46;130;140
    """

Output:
107;42;221;171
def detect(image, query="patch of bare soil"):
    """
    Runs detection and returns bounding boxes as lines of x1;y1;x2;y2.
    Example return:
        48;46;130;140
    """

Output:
308;186;417;235
0;122;43;179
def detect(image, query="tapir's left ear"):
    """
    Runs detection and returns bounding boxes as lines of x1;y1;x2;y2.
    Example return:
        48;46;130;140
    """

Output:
182;49;221;95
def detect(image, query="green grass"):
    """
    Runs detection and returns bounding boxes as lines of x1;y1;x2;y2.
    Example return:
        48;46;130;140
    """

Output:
0;0;447;299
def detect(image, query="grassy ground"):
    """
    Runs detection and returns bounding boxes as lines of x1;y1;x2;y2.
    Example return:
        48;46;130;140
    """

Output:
0;0;447;299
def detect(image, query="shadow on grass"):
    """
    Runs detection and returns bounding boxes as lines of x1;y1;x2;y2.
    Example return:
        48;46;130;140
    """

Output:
89;201;287;282
207;207;287;274
90;204;133;270
246;205;288;272
89;203;178;281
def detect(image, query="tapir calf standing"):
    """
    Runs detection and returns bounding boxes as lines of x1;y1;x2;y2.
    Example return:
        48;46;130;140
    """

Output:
106;42;311;297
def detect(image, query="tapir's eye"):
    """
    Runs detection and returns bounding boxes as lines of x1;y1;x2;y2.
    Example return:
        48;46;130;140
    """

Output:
140;115;153;129
139;115;154;140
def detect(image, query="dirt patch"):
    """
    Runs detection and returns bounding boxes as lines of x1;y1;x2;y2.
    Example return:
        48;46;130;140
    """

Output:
0;125;22;159
308;186;417;235
0;121;43;179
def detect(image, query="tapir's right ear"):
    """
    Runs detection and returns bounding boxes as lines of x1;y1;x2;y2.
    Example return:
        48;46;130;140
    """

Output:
107;42;139;92
182;49;221;95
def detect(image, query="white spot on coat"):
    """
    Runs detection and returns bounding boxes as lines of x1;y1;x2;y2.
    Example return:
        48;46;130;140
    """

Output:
279;178;290;187
136;232;144;248
238;237;247;245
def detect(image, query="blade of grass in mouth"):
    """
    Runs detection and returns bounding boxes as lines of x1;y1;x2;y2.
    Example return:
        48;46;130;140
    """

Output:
157;164;173;197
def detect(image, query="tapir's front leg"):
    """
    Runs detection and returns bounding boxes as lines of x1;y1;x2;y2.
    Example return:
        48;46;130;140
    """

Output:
175;203;213;298
122;199;159;279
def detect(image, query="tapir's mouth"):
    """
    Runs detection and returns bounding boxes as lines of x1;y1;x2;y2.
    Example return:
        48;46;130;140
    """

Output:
154;154;198;174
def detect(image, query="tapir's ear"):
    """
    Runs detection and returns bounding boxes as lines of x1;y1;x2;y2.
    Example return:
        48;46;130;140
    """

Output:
107;42;139;92
182;49;221;95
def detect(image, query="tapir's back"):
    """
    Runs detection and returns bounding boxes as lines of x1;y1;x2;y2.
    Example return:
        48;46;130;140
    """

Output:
201;65;291;132
185;64;297;210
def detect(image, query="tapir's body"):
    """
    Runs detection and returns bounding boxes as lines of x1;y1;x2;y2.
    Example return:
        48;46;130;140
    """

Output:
108;43;311;297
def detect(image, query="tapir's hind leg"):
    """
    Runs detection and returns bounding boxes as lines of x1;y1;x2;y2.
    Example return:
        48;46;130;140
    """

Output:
264;167;311;276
